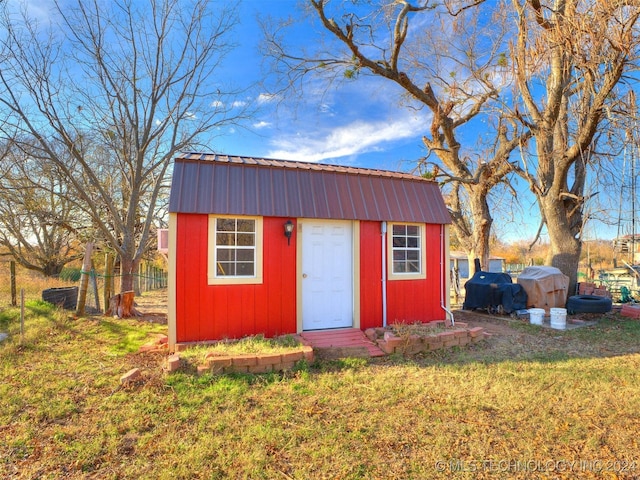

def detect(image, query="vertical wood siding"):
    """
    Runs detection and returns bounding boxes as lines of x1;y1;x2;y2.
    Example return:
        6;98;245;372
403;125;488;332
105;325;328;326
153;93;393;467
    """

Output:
175;214;297;342
386;223;445;324
359;221;383;330
175;215;445;342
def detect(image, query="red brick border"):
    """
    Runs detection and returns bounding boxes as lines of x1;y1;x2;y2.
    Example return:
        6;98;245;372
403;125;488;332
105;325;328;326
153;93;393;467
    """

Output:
164;323;486;373
365;323;486;356
165;345;314;375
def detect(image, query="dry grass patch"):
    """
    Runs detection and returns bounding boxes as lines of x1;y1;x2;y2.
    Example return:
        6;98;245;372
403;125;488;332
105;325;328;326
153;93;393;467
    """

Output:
3;304;640;478
391;321;447;337
178;334;302;365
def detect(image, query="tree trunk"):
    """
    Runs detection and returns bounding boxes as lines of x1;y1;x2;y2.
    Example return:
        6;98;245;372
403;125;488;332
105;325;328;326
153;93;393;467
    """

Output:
541;196;582;300
43;262;65;278
119;291;136;318
105;290;141;318
119;256;140;294
448;185;493;272
468;189;492;271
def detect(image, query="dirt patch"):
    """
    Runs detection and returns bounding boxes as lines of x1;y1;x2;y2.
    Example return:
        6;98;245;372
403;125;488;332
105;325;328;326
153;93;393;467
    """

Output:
455;310;529;337
133;289;168;324
441;308;638;363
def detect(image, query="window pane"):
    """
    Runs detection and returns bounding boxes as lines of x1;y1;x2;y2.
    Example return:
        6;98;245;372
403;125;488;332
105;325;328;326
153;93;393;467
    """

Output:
236;263;254;276
217;218;235;231
407;261;419;273
393;224;406;236
407;237;419;248
406;225;419;236
217;248;234;261
393;261;405;273
393;237;407;248
237;249;254;262
407;250;419;261
393;250;406;261
216;233;235;246
217;262;235;276
237;233;255;246
237;219;255;232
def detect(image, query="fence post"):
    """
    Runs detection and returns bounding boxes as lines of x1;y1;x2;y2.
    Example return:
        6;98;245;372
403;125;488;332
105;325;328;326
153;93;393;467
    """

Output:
104;254;114;312
91;260;101;313
134;262;141;296
10;261;17;307
76;242;94;316
20;288;25;344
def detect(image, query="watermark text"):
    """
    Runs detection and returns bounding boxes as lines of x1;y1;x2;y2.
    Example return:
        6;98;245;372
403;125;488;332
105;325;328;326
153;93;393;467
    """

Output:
434;459;637;474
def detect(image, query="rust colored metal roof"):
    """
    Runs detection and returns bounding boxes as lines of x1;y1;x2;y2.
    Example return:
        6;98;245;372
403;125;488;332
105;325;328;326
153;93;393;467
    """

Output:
169;153;451;224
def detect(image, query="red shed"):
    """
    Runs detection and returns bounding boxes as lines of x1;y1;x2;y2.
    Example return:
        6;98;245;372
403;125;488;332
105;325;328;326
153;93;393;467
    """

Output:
167;153;452;349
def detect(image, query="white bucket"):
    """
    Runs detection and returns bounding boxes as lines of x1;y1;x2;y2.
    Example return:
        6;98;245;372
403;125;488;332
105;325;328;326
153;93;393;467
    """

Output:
529;308;545;325
550;307;567;330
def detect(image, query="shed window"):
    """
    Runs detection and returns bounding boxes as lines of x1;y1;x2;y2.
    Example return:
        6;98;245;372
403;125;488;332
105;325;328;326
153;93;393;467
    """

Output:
208;216;263;285
388;223;426;280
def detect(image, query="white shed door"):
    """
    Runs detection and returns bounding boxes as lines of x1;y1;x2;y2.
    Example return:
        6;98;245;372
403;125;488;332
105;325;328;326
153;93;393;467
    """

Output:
301;220;353;330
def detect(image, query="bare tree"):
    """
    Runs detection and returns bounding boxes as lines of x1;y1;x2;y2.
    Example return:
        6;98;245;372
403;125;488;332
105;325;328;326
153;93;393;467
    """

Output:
0;141;83;276
0;0;249;306
263;0;526;269
511;0;640;292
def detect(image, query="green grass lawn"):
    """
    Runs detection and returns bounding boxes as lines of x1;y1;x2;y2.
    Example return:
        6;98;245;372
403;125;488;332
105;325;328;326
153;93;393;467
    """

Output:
2;303;640;479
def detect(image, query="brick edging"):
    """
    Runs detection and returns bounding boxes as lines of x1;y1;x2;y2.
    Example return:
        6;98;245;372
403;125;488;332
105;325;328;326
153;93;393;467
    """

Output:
162;323;487;373
364;321;487;356
165;345;314;375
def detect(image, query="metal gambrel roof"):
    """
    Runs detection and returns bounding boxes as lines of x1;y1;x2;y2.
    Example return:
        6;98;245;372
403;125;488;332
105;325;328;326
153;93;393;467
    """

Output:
169;153;451;224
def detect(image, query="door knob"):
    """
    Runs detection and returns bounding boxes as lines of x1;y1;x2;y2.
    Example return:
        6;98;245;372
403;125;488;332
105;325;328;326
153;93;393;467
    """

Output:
302;273;308;278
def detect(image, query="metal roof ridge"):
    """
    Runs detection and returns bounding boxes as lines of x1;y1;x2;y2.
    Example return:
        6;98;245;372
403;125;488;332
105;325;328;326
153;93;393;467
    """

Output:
175;152;435;183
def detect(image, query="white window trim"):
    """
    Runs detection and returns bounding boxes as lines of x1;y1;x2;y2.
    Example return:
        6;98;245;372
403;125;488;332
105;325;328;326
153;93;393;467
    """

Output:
208;215;263;285
387;222;427;281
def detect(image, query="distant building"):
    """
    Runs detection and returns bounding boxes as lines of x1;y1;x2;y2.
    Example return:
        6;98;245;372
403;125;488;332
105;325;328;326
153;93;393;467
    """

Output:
449;251;505;281
613;234;640;265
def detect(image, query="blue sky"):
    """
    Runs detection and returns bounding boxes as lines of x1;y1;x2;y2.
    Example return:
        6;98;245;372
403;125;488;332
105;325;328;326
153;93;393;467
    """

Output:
205;0;555;242
10;0;623;242
205;0;628;243
210;0;432;172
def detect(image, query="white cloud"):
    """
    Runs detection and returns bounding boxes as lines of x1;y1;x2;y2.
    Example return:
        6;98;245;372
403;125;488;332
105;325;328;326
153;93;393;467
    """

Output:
318;103;332;114
211;100;224;108
253;121;271;129
232;100;247;108
266;113;427;162
257;93;278;104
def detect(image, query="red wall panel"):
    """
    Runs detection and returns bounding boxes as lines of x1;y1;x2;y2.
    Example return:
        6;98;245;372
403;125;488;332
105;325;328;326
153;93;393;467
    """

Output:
386;223;446;324
175;214;446;342
359;221;383;329
175;214;297;342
